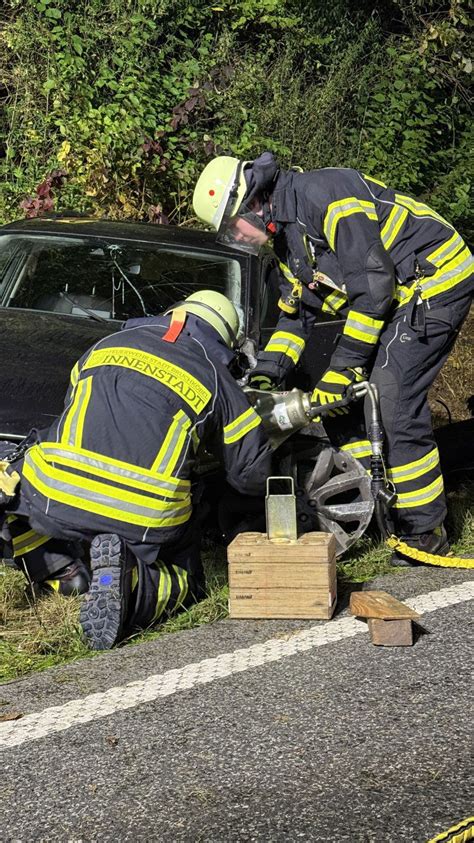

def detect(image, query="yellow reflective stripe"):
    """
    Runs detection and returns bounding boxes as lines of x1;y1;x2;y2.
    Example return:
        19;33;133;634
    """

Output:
388;447;440;483
394;193;454;229
324;198;377;250
154;562;172;620
395;247;473;306
172;564;189;609
278;261;298;282
44;579;61;592
70;362;80;389
151;410;192;475
82;346;211;413
264;343;301;364
38;447;189;500
74;375;92;448
12;528;50;557
28;447;187;510
340;440;372;459
223;407;261;445
40;442;190;490
265;330;306;363
61;376;93;446
393;475;444;508
321;370;352;386
420;248;473;299
321;290;347;314
343;310;384;345
380;205;408;250
191;428;200;453
23;450;191;528
426;232;465;268
363;174;387;188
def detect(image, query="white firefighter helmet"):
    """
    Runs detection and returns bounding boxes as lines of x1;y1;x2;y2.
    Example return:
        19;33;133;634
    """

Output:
192;156;249;231
167;289;240;348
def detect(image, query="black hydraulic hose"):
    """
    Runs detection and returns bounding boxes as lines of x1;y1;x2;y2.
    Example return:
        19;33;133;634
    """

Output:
375;499;390;538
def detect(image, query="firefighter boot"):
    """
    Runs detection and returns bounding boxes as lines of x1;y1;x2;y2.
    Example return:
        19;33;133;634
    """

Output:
40;559;91;596
390;525;449;567
80;534;131;650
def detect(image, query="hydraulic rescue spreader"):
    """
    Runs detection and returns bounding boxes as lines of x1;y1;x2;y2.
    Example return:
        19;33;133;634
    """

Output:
245;383;474;569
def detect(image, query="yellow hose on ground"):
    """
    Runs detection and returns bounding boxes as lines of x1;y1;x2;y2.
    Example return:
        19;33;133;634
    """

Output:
426;816;474;843
386;536;474;569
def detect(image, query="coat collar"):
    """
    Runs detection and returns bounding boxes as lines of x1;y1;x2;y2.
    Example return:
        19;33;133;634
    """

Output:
271;171;297;223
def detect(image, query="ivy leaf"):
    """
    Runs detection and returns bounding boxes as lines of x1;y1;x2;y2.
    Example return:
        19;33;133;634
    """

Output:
71;36;83;55
42;78;56;93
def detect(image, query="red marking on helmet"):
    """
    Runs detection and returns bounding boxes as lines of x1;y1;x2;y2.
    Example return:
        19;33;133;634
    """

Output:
209;189;215;196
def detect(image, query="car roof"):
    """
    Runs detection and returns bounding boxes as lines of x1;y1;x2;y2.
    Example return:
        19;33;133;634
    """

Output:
0;216;240;254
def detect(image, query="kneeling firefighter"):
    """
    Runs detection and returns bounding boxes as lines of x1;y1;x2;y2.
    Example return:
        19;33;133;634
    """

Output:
193;154;473;565
0;291;273;648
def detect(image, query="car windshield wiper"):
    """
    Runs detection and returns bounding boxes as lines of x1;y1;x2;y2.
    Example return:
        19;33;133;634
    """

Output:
59;291;109;323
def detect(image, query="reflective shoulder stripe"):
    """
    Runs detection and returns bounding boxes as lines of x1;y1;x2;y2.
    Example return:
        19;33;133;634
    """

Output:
393;475;444;508
363;174;387;188
223;407;261;445
324;198;377;250
321;289;347;314
70;362;80;389
151;410;192;476
380;205;408;250
82;346;211;414
60;376;93;447
387;447;440;484
343;310;384;345
394;193;454;230
426;232;465;268
264;331;305;364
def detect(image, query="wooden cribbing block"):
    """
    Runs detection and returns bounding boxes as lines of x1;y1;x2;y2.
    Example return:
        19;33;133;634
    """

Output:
227;531;336;619
367;618;414;646
350;590;421;647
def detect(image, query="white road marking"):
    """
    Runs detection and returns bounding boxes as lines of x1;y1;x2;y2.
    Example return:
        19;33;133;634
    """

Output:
1;581;472;749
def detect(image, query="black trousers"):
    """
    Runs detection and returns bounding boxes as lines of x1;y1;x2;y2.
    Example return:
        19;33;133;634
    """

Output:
328;289;472;534
2;493;206;632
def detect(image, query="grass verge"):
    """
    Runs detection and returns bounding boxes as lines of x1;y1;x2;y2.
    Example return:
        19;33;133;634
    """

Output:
1;485;473;684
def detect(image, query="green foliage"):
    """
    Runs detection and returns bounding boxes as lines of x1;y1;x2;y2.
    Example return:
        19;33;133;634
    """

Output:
0;0;472;234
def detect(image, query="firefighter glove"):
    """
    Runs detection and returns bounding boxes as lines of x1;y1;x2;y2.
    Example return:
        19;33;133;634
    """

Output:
311;369;353;417
248;373;276;391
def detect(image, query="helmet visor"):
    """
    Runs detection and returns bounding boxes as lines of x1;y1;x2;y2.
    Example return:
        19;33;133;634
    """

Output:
217;204;269;256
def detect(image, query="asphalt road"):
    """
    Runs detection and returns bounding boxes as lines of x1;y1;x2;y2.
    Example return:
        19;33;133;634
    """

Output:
1;567;473;843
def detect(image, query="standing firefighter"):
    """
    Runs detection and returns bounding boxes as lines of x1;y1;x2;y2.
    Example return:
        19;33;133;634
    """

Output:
1;291;272;648
193;154;473;564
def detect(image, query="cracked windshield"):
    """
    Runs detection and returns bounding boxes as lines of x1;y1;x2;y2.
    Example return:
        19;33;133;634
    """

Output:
0;234;242;323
